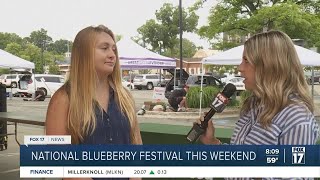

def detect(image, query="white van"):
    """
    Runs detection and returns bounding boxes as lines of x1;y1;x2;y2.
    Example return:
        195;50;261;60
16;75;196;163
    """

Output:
18;74;65;97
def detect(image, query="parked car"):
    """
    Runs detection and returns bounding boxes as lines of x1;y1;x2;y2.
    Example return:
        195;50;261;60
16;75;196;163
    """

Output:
158;80;169;87
0;74;24;88
225;77;245;95
17;74;65;97
133;74;165;90
122;75;136;89
305;71;320;84
164;69;189;99
220;73;241;83
123;75;136;83
185;74;224;88
121;79;134;90
204;72;227;81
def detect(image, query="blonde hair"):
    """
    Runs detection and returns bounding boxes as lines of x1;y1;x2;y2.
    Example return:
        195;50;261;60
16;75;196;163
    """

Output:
65;25;140;144
241;30;314;127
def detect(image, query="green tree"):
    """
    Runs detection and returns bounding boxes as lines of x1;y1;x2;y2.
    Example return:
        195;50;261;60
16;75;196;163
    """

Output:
138;69;151;74
162;38;197;58
47;39;72;54
206;64;239;75
0;68;10;74
27;28;53;49
48;64;60;74
4;42;23;56
137;3;199;56
0;33;25;50
20;43;43;73
27;29;54;72
0;29;68;74
198;1;320;49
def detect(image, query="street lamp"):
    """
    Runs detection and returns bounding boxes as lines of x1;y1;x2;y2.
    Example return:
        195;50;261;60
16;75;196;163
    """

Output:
41;39;51;74
158;41;163;83
179;0;183;85
41;43;44;73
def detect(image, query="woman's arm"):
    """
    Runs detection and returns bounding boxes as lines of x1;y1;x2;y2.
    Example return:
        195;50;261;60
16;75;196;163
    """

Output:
46;89;92;180
132;116;143;145
45;88;69;135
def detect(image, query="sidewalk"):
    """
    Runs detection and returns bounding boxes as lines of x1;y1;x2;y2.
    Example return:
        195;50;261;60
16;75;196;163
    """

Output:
0;124;51;180
138;100;320;128
138;107;240;129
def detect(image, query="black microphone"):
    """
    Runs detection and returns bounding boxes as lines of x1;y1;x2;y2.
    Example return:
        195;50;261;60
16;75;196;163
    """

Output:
186;83;237;143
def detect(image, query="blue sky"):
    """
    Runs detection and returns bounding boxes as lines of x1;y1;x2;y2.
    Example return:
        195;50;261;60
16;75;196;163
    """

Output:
1;0;218;49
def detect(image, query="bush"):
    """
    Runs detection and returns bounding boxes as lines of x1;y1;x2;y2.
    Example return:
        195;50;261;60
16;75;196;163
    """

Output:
240;90;252;107
227;98;240;107
186;86;220;108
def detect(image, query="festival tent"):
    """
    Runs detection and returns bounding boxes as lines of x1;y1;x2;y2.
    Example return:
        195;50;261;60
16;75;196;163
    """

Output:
117;37;176;69
0;49;34;69
202;45;320;66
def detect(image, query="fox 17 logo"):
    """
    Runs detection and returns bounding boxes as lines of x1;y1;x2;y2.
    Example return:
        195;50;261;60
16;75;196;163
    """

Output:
211;93;228;113
292;147;305;164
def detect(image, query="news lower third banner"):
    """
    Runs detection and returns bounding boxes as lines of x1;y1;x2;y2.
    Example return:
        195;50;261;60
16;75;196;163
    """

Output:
20;144;320;178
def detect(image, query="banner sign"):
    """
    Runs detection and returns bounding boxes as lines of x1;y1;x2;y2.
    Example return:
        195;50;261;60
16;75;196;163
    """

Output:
120;58;176;69
21;145;319;166
20;145;320;178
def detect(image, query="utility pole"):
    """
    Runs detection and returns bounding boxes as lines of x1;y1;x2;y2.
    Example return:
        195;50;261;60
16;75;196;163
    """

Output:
159;41;162;83
41;41;44;73
179;0;183;85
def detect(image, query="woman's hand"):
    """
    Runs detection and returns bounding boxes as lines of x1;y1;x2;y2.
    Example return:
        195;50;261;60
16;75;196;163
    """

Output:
197;116;221;145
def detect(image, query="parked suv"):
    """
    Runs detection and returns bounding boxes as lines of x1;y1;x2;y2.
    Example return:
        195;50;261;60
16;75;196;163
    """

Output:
225;77;245;95
305;71;320;84
0;74;24;88
17;74;65;97
186;75;224;88
133;74;165;90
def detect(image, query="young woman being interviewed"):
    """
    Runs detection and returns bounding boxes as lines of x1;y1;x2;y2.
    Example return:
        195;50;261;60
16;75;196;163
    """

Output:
46;25;142;180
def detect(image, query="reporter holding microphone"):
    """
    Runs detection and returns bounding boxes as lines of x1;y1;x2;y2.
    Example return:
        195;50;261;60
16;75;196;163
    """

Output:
199;30;319;145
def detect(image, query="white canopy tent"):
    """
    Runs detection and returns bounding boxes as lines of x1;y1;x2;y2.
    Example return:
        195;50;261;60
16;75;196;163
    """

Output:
0;49;34;69
0;49;34;99
117;38;176;90
202;45;320;66
198;45;320;114
117;37;176;69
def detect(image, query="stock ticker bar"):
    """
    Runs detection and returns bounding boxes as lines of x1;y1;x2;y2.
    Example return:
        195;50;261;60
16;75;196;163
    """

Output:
20;145;320;178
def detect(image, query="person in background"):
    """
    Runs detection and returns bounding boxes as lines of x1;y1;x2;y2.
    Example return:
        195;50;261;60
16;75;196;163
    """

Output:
33;88;46;101
45;25;142;180
168;85;189;112
23;88;45;101
200;30;319;146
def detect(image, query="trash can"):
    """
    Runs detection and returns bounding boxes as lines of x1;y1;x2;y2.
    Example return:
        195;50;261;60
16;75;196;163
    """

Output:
0;84;7;151
0;84;6;112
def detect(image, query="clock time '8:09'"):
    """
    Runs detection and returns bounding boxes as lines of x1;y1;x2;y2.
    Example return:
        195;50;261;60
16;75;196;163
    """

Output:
265;149;279;155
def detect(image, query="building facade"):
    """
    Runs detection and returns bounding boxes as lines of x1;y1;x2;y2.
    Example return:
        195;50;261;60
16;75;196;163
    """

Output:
58;52;71;78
